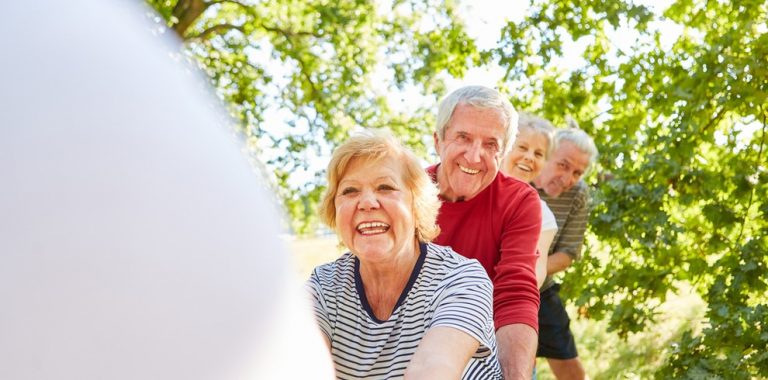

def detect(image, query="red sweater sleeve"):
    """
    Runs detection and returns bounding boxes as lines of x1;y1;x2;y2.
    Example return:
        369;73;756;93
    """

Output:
492;184;541;332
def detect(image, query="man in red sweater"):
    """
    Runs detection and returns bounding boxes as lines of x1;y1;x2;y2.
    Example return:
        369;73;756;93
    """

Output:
428;86;541;380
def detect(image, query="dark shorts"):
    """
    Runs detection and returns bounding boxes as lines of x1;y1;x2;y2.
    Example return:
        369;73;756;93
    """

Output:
536;283;578;359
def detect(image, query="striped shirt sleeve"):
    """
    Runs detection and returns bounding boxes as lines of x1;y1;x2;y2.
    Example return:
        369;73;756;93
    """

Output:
548;181;590;261
307;266;333;342
429;259;496;357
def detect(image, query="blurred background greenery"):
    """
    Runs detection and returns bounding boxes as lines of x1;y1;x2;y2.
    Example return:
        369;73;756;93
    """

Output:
147;0;767;377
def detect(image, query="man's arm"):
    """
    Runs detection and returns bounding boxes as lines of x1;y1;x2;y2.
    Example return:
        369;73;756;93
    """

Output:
493;186;542;378
536;229;556;288
544;182;591;277
546;251;573;275
496;324;538;380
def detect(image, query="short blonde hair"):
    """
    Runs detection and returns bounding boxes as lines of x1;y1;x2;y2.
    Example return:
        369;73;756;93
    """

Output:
319;129;441;243
517;112;555;159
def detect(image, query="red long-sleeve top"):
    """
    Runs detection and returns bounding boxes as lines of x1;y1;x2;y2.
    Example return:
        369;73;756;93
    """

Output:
428;165;541;332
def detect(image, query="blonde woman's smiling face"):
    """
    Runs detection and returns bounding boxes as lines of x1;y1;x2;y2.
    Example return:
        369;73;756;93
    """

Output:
503;127;549;182
334;156;416;264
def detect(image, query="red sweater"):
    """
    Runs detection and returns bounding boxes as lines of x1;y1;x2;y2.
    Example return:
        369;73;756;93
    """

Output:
428;165;541;331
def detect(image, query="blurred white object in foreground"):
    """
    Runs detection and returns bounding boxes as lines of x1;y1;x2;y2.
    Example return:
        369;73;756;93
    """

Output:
0;1;333;379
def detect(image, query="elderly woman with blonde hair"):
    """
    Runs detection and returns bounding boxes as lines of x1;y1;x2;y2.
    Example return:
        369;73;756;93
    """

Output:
307;129;502;379
501;112;559;288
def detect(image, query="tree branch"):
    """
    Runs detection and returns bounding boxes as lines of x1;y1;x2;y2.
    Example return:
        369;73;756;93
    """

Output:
171;0;211;39
262;24;321;38
733;105;766;248
206;0;247;7
207;0;320;38
700;106;727;133
187;23;245;41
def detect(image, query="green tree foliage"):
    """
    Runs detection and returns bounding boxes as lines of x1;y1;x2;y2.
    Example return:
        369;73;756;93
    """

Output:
492;0;767;377
145;0;767;376
145;0;480;233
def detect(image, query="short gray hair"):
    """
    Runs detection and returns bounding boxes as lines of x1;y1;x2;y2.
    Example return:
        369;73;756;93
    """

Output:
435;86;518;154
553;125;599;169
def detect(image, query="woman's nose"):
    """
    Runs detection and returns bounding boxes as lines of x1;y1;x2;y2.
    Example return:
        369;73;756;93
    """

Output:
357;190;379;210
524;150;534;161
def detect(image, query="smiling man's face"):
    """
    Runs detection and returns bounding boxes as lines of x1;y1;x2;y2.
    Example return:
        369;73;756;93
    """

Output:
434;103;507;202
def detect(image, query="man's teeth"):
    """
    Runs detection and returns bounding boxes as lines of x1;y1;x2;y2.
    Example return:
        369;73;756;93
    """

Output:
357;222;390;234
459;165;480;174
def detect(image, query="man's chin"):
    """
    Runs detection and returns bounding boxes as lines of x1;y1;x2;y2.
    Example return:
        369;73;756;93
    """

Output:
545;186;563;198
452;188;479;202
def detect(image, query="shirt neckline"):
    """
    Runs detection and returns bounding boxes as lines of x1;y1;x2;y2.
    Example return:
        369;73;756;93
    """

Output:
354;242;428;324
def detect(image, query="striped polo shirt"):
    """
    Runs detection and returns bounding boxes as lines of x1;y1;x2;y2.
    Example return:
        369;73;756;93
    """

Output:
537;180;590;292
307;242;502;379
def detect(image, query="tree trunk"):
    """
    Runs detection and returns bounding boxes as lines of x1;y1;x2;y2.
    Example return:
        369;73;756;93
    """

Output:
171;0;209;39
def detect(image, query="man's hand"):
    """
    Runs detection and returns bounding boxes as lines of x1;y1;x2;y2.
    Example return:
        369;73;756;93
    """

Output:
496;323;538;380
546;252;574;276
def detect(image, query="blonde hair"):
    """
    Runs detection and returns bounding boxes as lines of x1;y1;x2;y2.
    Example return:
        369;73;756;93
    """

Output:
319;129;441;242
517;112;556;159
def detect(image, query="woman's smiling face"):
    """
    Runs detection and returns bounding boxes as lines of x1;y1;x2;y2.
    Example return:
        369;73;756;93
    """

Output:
502;127;549;182
334;156;416;264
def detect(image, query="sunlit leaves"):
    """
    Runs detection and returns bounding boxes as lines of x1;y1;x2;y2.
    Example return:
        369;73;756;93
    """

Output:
146;0;478;234
495;0;767;376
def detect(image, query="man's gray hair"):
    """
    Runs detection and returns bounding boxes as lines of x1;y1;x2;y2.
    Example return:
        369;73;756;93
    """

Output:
553;123;599;168
435;86;518;154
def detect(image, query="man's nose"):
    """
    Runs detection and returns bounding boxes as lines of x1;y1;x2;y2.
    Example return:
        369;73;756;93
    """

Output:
464;142;482;163
565;173;579;188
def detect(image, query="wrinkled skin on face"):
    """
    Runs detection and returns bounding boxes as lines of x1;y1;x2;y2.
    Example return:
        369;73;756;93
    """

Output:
434;104;507;202
502;128;549;183
335;156;417;265
534;141;591;197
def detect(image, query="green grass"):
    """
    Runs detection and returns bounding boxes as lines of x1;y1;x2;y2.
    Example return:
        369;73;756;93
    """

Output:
288;235;344;280
289;236;707;378
536;287;705;379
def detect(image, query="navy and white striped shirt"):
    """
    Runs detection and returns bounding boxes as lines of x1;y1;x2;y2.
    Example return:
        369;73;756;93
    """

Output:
308;242;502;379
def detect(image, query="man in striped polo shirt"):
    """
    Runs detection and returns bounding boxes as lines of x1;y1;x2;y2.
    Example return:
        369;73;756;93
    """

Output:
532;128;598;380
